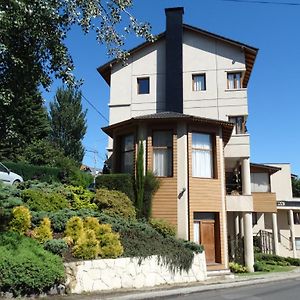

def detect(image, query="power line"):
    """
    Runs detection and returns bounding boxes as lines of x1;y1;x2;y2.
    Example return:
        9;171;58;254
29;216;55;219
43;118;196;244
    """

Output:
218;0;300;5
81;93;109;123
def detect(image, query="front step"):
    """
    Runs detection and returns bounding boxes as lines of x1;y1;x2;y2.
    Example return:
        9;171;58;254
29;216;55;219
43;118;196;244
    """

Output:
206;269;235;282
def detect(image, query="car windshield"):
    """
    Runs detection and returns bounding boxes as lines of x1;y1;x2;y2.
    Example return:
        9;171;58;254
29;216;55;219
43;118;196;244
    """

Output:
0;163;8;173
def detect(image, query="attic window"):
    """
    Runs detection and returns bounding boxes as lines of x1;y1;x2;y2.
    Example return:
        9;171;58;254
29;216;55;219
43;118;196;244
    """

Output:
137;77;150;94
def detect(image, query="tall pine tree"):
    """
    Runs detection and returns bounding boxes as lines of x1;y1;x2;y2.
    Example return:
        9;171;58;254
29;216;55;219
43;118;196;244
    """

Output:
49;87;87;164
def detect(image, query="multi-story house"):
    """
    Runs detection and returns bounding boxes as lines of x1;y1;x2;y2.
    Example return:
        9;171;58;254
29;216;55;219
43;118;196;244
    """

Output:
98;7;263;272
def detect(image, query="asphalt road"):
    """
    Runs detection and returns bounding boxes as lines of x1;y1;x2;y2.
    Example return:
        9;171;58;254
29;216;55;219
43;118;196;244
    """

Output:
161;278;300;300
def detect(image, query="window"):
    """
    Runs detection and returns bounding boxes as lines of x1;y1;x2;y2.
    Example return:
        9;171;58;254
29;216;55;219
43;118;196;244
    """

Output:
0;163;8;173
137;77;150;94
227;72;242;89
192;133;214;178
228;116;247;134
192;74;206;91
120;134;134;173
295;238;300;250
251;173;270;192
294;212;300;225
252;212;258;226
153;131;173;177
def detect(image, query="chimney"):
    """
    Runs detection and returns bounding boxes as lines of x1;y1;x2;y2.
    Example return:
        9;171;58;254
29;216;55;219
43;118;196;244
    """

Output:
165;7;184;113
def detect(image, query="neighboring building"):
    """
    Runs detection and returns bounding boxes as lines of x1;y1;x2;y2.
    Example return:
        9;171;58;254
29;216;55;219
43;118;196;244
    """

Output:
98;7;295;272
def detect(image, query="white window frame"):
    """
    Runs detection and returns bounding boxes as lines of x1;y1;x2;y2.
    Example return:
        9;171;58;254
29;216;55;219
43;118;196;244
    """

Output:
192;74;206;91
227;72;242;89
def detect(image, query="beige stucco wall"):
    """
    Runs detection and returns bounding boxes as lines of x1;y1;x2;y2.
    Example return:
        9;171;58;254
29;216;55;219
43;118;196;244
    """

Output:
269;164;293;201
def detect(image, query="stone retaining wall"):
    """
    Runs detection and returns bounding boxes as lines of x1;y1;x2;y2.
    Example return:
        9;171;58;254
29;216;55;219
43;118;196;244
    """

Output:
65;253;207;293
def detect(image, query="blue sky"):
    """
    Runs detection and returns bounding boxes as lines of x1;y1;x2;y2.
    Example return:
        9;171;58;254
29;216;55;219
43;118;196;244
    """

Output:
43;0;300;175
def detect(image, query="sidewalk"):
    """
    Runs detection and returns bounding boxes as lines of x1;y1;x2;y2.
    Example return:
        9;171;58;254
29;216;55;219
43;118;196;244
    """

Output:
51;267;300;300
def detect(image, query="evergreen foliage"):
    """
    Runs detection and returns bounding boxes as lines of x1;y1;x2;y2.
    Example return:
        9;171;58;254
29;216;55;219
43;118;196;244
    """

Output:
0;232;65;296
135;141;145;218
149;218;176;237
8;206;31;234
43;239;68;256
292;177;300;197
49;87;87;163
32;217;53;244
64;216;84;244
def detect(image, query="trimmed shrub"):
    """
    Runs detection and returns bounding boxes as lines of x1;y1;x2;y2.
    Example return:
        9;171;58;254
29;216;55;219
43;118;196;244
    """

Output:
72;229;99;259
64;216;84;243
9;206;31;234
66;185;97;210
44;239;68;256
32;218;53;244
229;262;248;273
84;217;101;232
254;261;270;272
149;218;176;237
2;161;61;183
94;188;136;220
21;189;69;212
95;174;134;201
96;224;123;258
0;232;65;296
284;257;300;266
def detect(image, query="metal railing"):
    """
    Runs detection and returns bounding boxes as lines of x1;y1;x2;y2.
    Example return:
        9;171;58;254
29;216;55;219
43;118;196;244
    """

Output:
254;230;274;254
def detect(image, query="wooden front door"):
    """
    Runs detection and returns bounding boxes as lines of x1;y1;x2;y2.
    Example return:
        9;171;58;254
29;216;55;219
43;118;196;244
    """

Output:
200;220;216;264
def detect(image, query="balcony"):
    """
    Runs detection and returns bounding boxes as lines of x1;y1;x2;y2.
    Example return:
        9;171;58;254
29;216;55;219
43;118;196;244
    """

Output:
224;134;250;158
252;192;277;213
226;194;253;212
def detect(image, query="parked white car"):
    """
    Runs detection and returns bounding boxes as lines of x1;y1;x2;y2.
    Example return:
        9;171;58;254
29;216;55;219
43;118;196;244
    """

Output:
0;162;23;185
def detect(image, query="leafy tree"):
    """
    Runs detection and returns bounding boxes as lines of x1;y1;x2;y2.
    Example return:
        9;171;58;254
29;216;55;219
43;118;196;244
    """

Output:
49;87;87;163
292;177;300;197
1;0;154;160
135;141;145;218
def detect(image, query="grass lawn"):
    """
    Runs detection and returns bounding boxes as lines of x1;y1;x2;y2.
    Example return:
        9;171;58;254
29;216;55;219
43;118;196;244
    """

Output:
236;265;296;276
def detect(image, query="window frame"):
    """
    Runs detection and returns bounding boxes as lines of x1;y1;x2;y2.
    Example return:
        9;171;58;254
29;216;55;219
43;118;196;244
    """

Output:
191;132;216;179
295;237;300;250
294;212;300;225
228;115;247;134
227;72;242;90
120;133;135;174
137;77;150;94
152;130;173;178
192;73;206;91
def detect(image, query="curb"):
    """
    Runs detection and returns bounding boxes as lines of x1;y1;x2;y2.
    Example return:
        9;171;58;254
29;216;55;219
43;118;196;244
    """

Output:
104;272;300;300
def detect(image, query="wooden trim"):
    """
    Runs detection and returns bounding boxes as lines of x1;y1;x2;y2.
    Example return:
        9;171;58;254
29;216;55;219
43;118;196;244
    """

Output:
252;192;277;213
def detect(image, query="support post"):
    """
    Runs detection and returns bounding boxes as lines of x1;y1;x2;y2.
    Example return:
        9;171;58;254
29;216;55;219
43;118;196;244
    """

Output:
272;213;279;255
243;212;254;272
289;209;297;258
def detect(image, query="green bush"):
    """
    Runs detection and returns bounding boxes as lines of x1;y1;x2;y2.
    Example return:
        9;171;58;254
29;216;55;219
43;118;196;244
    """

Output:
0;232;65;296
285;257;300;266
229;262;248;273
22;189;69;212
72;229;99;259
149;218;176;237
3;161;61;183
32;218;53;244
94;188;136;220
254;261;270;272
66;185;97;210
97;214;202;272
44;239;68;256
9;206;31;234
95;174;134;201
31;208;101;232
84;217;101;232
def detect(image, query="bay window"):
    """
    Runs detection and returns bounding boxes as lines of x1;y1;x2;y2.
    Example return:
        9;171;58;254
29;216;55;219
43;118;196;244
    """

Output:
153;131;173;177
121;134;134;173
192;133;214;178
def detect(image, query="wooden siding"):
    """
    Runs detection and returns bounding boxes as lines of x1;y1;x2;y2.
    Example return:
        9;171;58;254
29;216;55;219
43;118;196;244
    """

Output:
188;128;226;266
147;127;178;226
253;192;277;213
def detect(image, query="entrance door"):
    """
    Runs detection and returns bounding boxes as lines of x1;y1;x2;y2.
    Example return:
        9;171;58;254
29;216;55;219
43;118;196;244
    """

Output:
200;220;216;264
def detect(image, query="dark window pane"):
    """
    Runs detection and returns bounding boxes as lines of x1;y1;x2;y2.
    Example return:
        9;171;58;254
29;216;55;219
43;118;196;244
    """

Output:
138;78;150;94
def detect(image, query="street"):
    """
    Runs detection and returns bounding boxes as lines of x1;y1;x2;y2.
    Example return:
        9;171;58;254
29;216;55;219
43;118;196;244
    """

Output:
162;278;300;300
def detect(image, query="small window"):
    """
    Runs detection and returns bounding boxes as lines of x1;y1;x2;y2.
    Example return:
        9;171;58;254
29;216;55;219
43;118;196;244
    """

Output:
192;133;214;178
120;134;134;174
227;72;242;89
192;74;206;91
294;212;300;225
228;116;247;134
153;131;173;177
295;238;300;250
252;212;258;226
137;77;150;94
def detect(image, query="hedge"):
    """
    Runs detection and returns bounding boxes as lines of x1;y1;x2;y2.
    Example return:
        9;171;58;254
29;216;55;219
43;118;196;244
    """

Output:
95;174;134;201
0;232;65;296
3;161;61;183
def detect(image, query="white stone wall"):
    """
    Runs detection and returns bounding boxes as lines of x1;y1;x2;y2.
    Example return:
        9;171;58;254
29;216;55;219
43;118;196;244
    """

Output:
65;253;207;294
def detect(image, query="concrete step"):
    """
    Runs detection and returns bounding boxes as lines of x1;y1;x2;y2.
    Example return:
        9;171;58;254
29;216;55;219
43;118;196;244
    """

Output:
206;269;235;282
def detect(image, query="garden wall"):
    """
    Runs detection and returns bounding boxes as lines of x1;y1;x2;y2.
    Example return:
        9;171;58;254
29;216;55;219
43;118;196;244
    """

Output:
65;253;207;293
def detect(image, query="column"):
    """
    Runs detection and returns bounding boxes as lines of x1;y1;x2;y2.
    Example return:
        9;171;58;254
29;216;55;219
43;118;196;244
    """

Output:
242;158;251;195
244;212;254;272
234;213;240;237
272;213;279;255
289;209;297;258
